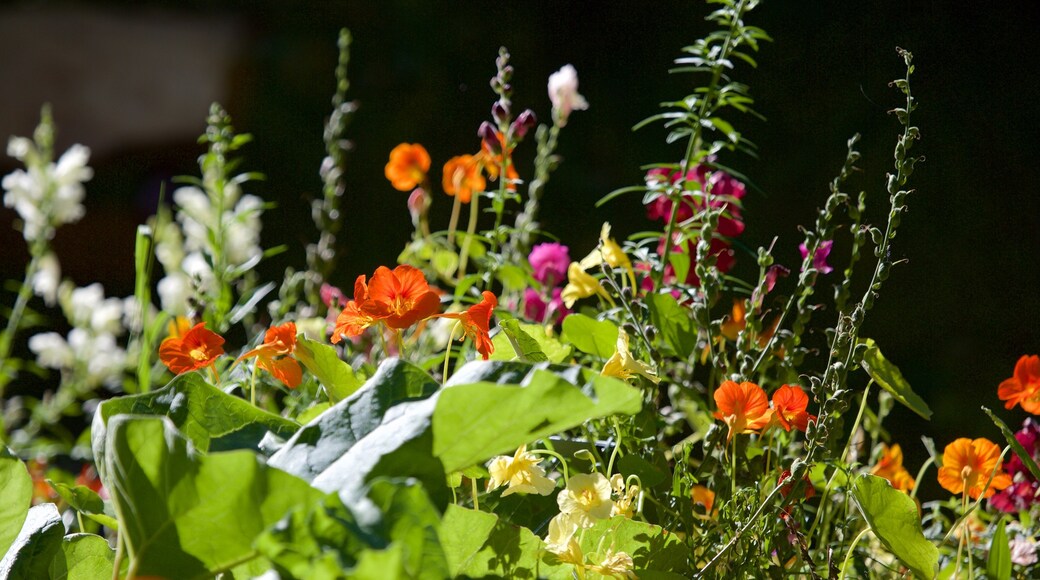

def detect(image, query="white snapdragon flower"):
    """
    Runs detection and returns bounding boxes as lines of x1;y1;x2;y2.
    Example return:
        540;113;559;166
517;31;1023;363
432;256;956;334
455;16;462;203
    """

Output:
28;332;73;369
67;329;127;388
225;194;263;266
2;140;92;242
153;222;186;274
31;252;61;306
67;283;124;335
181;252;215;289
158;273;191;316
547;64;588;127
174;186;213;253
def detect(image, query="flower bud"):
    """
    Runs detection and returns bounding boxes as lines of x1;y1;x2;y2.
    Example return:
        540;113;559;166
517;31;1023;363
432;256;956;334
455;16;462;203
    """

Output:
478;122;500;154
511;109;537;140
491;101;510;125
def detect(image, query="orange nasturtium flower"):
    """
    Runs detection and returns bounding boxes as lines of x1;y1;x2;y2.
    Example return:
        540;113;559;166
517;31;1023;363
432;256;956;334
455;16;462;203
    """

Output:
478;131;519;191
771;384;815;432
997;354;1040;414
433;291;497;360
384;143;431;191
159;322;225;375
331;265;441;342
713;380;772;441
870;443;915;492
937;437;1012;499
442;154;486;203
238;321;302;389
691;485;716;518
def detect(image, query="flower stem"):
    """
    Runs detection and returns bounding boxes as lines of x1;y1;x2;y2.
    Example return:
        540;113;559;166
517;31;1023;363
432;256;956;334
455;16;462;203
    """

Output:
457;193;481;281
441;322;460;384
249;361;259;406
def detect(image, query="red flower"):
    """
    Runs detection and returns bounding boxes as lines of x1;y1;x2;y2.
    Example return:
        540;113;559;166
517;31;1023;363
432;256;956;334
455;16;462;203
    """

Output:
998;355;1040;414
159;322;225;375
331;265;441;342
331;275;378;344
434;291;497;360
772;384;815;432
778;469;815;501
238;322;302;389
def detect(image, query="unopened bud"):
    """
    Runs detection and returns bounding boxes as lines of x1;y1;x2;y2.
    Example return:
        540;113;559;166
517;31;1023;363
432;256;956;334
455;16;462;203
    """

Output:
491;101;510;125
511;109;537;140
478;122;500;154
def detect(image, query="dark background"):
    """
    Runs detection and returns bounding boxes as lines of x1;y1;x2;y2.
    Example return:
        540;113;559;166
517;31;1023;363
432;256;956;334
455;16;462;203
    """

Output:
1;1;1038;498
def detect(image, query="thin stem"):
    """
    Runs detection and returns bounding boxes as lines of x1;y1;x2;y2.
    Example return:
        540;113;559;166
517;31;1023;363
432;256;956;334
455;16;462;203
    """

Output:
447;194;462;246
471;476;480;511
839;527;871;579
0;250;42;440
529;448;571;486
457;194;481;281
442;322;460;384
249;361;259;406
111;532;124;580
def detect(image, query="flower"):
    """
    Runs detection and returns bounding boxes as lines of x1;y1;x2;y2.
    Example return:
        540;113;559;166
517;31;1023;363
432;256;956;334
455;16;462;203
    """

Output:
544;513;584;566
548;64;589;126
384;143;431;191
1010;534;1039;566
578;223;636;289
238;322;302;388
588;549;637;579
558;472;614;528
991;418;1040;512
778;469;816;501
601;329;659;384
869;443;916;492
331;275;376;343
691;485;716;518
644;165;746;237
937;437;1012;499
167;316;193;339
158;322;225;375
432;291;496;360
771;384;815;433
799;240;834;274
561;262;612;309
523;287;569;325
713;380;772;441
998;355;1040;414
609;474;640;519
333;265;441;342
442;154;486;203
3;138;92;242
31;252;61;306
486;444;555;496
528;242;571;286
477;130;520;191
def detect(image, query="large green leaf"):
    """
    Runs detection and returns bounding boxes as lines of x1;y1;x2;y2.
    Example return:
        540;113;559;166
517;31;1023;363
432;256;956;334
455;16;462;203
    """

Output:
851;474;938;579
295;336;363;403
859;339;932;420
0;503;64;579
433;362;642;473
441;505;567;579
47;534;115;580
561;314;619;359
567;517;688;578
0;452;32;557
91;372;299;479
645;293;698;358
268;359;447;509
103;415;323;578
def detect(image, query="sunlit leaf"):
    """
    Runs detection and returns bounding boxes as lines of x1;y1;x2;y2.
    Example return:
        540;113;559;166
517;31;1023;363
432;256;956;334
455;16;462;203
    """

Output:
851;474;938;579
0;503;64;578
984;407;1040;483
987;517;1011;580
48;534;116;580
645;293;698;358
0;452;32;557
561;314;619;358
295;336;363;403
859;339;932;420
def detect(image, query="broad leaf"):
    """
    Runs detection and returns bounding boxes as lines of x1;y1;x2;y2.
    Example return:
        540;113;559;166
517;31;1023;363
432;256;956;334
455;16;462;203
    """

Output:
987;518;1011;580
645;293;697;358
859;339;932;420
984;407;1040;483
434;362;642;473
0;453;32;557
103;415;322;578
851;474;938;579
490;320;572;364
561;314;619;358
294;336;363;403
569;517;688;578
0;503;64;579
92;372;299;479
48;534;115;580
46;481;118;529
442;505;566;579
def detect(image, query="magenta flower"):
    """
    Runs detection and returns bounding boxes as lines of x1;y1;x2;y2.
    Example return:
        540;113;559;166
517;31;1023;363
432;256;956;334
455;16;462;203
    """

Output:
798;240;834;274
644;166;746;237
528;243;571;286
523;287;570;324
991;418;1040;513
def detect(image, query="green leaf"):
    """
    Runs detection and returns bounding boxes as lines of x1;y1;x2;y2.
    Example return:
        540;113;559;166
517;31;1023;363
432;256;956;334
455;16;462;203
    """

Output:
491;320;571;363
449;507;567;579
851;474;938;579
561;314;619;358
439;505;499;577
572;517;688;577
859;339;932;420
48;534;115;580
103;415;323;578
431;250;459;279
0;452;32;557
268;359;448;508
0;503;64;579
91;372;299;479
295;336;363;403
434;362;642;473
645;293;698;358
984;407;1040;483
987;517;1011;580
45;481;118;530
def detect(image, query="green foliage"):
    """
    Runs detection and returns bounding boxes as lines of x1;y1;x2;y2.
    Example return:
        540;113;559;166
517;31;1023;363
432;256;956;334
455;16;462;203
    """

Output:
860;338;932;420
491;319;572;363
851;474;938;579
102;415;322;578
45;480;117;529
561;313;619;358
0;453;32;557
0;503;64;579
984;406;1040;483
988;517;1011;580
48;534;116;580
295;335;363;403
645;293;698;358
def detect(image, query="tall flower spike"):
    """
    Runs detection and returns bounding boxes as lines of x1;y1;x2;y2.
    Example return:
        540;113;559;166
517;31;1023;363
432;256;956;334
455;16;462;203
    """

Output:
159;322;225;375
238;321;302;388
601;328;659;384
384;143;431;191
713;380;771;441
432;291;497;360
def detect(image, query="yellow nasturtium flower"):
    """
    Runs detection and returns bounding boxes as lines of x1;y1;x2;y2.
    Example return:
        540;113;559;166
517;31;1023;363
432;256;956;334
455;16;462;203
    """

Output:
544;513;584;566
579;222;637;289
558;472;614;528
601;329;660;385
561;262;614;308
486;444;556;496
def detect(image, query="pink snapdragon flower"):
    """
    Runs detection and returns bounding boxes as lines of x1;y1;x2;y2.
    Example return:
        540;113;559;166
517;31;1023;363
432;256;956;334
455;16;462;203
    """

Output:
528;242;571;286
644;166;746;237
798;240;834;274
523;287;570;325
548;65;588;127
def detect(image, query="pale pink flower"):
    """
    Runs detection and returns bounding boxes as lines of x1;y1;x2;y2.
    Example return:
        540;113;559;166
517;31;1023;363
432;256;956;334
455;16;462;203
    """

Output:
548;65;588;126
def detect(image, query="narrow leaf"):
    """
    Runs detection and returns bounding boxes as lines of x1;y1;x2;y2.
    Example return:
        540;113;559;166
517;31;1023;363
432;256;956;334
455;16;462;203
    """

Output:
987;518;1011;580
984;407;1040;483
860;339;932;420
